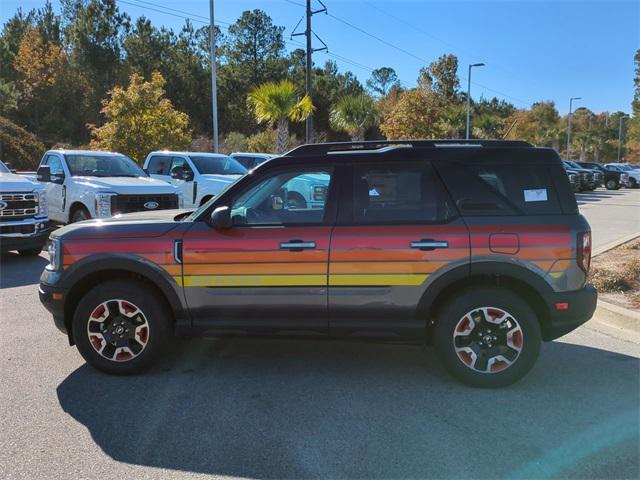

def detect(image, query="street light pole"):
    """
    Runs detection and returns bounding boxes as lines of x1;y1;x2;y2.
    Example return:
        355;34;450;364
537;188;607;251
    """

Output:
618;115;630;162
209;0;219;153
566;97;581;161
466;63;485;140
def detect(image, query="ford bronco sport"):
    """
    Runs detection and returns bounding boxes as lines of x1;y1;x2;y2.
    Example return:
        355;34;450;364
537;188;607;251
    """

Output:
39;140;597;387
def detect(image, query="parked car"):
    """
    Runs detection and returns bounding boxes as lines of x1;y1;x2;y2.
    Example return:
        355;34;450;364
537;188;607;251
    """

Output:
144;151;247;208
565;160;603;188
0;160;50;255
562;164;583;192
230;152;276;170
39;139;597;388
32;150;182;224
576;162;628;190
562;161;596;190
605;163;640;188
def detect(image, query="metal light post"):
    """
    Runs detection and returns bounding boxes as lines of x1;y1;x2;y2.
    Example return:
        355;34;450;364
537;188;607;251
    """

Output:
209;0;219;152
566;97;581;160
617;115;630;162
466;63;485;140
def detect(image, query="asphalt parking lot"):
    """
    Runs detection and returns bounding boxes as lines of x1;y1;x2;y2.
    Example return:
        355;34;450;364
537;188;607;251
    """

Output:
1;189;639;480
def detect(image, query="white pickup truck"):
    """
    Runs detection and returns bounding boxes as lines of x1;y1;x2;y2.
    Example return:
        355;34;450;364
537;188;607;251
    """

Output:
0;160;50;255
143;151;247;208
34;150;182;223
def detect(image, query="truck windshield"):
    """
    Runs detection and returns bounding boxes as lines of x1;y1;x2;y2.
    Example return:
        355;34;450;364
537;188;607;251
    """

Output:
65;154;146;177
189;156;247;175
0;161;10;173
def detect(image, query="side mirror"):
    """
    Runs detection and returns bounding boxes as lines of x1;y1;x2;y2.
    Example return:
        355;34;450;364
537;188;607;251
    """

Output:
183;170;194;181
142;167;149;174
51;173;65;185
170;166;184;179
36;165;51;182
209;206;232;230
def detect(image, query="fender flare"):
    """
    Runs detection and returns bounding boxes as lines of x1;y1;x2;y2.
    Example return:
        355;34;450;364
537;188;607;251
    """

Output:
61;253;189;329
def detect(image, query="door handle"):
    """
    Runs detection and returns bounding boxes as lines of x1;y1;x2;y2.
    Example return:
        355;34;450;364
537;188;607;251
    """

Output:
280;240;316;251
410;239;449;251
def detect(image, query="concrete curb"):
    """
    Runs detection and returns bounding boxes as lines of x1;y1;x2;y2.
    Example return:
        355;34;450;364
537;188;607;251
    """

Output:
594;300;639;332
592;232;640;257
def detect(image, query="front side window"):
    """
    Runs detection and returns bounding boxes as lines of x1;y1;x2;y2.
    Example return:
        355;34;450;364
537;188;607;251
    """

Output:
190;155;247;175
147;156;171;175
230;169;332;226
0;160;10;173
47;156;64;176
65;154;145;177
352;162;455;224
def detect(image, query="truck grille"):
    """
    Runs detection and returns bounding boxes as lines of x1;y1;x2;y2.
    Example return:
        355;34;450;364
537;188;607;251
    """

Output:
0;193;38;219
111;194;179;215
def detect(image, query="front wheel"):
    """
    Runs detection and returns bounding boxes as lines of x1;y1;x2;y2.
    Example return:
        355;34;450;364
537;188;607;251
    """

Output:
605;179;618;190
73;280;170;375
71;207;90;223
18;247;43;256
433;287;541;388
629;178;638;189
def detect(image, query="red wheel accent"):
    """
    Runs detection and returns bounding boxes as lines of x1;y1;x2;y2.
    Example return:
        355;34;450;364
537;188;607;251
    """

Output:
90;335;104;352
511;330;523;349
137;326;148;344
116;351;133;361
91;305;106;319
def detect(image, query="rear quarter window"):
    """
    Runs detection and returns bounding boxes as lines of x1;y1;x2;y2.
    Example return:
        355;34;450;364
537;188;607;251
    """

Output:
438;162;564;216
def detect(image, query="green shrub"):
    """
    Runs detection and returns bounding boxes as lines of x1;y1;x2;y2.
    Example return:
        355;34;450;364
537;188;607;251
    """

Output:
0;116;45;170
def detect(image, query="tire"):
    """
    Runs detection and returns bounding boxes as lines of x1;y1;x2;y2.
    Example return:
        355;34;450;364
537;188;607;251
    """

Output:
433;287;542;388
605;179;618;190
629;178;638;189
18;247;43;256
71;207;90;223
72;280;171;375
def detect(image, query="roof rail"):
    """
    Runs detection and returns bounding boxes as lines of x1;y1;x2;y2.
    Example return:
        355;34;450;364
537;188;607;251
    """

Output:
284;139;533;156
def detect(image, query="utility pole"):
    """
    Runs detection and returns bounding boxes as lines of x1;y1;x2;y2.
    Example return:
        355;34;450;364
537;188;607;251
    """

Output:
465;63;484;140
209;0;219;152
618;115;630;162
566;97;581;161
292;1;327;144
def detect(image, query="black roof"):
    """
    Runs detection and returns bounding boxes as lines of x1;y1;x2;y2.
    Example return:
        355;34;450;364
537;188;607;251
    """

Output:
284;139;533;157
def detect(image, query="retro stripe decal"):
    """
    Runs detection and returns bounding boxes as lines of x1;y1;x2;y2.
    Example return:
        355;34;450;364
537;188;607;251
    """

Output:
175;273;431;287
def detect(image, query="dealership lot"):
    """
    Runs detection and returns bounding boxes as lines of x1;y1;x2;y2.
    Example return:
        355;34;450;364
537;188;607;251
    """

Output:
1;190;639;479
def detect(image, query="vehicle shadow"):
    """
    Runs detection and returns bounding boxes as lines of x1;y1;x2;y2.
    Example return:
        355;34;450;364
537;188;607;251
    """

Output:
0;252;48;288
56;339;640;479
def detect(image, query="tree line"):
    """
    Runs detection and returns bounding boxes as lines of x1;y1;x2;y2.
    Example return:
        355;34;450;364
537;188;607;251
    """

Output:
0;0;637;168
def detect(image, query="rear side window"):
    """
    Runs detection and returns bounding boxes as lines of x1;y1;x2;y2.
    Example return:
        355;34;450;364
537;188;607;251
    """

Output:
351;162;456;224
147;156;171;175
440;162;562;216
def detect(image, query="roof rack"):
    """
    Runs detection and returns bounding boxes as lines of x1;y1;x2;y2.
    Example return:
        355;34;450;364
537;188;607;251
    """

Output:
284;139;533;157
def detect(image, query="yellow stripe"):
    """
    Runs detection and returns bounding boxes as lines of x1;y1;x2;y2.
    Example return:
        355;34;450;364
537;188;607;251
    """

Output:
329;274;430;286
178;274;326;287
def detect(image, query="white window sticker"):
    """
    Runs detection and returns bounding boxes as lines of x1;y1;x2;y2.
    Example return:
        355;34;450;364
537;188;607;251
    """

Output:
524;189;548;202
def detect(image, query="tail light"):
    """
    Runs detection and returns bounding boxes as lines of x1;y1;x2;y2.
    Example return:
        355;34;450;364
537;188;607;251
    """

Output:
577;231;591;274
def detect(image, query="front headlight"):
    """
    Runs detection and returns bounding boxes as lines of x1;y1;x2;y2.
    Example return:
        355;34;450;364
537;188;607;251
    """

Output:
36;190;48;218
46;238;62;272
95;192;116;217
177;191;184;208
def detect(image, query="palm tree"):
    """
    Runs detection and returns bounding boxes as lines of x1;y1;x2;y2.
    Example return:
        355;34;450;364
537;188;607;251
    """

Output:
247;80;313;153
330;93;380;141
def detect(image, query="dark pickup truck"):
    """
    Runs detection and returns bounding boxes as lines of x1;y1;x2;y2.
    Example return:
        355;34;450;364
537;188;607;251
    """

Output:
576;162;627;190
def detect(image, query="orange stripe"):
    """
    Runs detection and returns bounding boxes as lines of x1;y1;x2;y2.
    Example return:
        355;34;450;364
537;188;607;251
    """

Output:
183;262;327;275
330;249;467;262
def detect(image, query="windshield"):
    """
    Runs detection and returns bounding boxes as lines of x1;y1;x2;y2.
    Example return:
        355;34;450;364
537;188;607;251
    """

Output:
190;156;247;175
0;161;10;173
65;154;146;177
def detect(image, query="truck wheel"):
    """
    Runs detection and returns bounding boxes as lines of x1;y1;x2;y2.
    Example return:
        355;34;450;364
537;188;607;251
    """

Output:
71;207;90;223
629;178;638;189
605;179;618;190
72;280;170;375
18;248;42;256
433;287;541;388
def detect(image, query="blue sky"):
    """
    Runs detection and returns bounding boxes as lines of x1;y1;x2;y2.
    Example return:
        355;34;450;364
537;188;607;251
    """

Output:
1;0;637;114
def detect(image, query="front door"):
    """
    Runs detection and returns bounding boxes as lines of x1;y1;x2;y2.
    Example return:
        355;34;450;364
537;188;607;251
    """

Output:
148;155;195;207
42;154;67;223
329;160;470;339
181;165;337;335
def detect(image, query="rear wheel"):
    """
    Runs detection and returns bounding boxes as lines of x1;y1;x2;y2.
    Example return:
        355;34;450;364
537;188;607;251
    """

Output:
434;287;541;388
73;280;170;375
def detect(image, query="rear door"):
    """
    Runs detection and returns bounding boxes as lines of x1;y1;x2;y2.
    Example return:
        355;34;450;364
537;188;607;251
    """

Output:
328;159;470;339
181;164;338;335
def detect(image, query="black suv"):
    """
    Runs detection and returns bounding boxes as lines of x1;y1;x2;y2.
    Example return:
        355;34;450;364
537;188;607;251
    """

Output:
40;140;597;387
